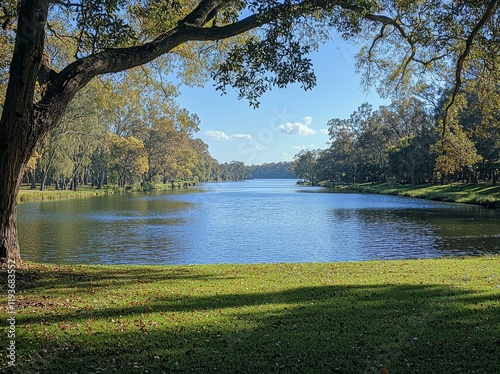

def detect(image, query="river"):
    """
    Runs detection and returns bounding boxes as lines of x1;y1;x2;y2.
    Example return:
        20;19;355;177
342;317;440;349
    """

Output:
17;179;500;264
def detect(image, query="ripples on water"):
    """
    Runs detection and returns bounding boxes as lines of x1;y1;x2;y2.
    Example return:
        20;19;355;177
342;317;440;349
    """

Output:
18;179;500;264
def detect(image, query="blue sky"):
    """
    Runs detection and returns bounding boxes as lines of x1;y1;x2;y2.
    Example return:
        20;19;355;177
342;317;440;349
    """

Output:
177;40;389;165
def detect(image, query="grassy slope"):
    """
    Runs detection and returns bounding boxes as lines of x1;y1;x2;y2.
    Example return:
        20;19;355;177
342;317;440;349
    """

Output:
17;185;107;203
343;183;500;208
17;182;196;203
1;257;499;373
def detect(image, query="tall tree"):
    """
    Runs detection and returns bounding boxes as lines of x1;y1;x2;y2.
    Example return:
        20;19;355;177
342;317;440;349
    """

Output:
292;149;319;185
190;138;219;182
107;133;149;187
1;0;498;261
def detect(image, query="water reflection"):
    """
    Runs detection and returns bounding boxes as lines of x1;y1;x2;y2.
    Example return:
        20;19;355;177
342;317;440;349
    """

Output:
17;180;500;265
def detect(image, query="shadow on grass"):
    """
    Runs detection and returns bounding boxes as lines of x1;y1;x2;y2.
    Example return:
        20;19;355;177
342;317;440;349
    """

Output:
13;264;239;294
4;265;500;374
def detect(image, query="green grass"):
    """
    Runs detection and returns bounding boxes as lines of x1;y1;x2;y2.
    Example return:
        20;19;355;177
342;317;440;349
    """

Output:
2;257;499;373
345;183;500;208
17;181;197;203
17;185;108;203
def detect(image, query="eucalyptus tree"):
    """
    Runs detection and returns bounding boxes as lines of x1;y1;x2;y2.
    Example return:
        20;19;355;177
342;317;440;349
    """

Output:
460;95;500;184
107;133;149;187
161;129;198;181
246;162;295;179
328;123;358;184
326;105;366;184
431;122;483;183
383;98;437;184
176;147;199;180
315;149;337;185
1;0;498;261
189;138;219;182
109;75;202;183
292;149;320;185
387;133;436;184
458;51;500;183
355;110;395;182
38;83;105;190
335;102;394;182
142;122;179;182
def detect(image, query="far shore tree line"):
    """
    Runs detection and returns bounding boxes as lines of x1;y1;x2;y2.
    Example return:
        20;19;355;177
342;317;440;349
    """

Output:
246;162;295;179
24;80;500;192
292;89;499;187
21;74;255;192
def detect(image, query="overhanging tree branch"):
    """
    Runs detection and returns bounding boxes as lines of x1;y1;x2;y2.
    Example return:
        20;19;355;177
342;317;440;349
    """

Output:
442;0;499;138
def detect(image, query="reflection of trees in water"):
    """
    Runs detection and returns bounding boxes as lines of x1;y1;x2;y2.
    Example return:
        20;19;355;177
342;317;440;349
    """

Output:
327;208;439;260
18;196;190;264
18;184;500;264
328;207;500;257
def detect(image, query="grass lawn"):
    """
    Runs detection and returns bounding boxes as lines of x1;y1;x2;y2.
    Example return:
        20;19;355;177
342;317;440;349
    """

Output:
344;183;500;208
17;185;108;203
1;257;499;373
17;181;196;203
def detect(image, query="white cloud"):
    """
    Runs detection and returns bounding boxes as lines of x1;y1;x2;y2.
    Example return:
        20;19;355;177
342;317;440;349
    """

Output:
231;133;252;139
204;130;252;141
253;142;267;151
277;116;316;136
320;128;329;135
293;144;318;150
281;152;292;161
204;130;230;141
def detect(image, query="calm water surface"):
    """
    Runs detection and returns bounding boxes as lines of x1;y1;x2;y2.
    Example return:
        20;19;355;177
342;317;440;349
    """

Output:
18;179;500;264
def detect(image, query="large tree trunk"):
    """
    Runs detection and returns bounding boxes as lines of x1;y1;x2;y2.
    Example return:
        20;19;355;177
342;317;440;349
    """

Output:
0;0;49;263
0;152;25;262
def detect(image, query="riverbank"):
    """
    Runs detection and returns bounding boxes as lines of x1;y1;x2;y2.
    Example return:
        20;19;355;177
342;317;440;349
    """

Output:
2;257;498;373
17;181;198;203
336;182;500;208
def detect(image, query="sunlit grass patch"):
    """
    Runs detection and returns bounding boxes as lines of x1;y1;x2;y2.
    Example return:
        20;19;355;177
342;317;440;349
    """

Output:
17;181;197;203
1;257;499;373
17;185;107;203
347;183;500;208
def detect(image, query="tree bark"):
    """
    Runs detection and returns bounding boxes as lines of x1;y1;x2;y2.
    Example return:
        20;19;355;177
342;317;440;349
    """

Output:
84;166;89;185
0;154;24;262
72;174;78;192
39;147;57;191
28;169;37;189
0;0;49;262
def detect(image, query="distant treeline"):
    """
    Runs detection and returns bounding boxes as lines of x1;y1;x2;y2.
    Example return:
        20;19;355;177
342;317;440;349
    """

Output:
246;162;295;179
292;94;499;186
20;77;254;192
